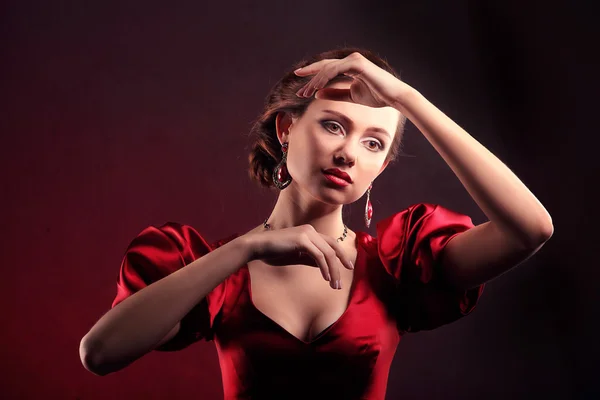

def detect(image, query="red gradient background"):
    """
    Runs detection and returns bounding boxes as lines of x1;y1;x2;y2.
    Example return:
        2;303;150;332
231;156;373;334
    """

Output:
1;1;595;399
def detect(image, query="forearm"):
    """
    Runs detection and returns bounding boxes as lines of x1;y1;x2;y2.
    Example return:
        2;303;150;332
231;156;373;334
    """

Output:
80;235;251;374
394;88;553;245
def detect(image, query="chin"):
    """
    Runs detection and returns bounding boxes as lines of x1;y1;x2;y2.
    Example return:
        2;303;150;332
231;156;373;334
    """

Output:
316;187;358;205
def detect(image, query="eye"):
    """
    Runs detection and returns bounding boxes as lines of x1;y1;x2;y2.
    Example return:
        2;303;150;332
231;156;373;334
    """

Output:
366;140;384;151
321;120;384;152
322;121;342;134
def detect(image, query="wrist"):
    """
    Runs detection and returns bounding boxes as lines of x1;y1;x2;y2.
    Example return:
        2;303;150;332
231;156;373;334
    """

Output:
391;84;420;114
231;234;258;265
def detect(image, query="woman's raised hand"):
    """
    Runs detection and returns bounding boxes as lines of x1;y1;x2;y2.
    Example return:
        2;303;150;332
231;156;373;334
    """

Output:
243;225;354;290
293;51;412;109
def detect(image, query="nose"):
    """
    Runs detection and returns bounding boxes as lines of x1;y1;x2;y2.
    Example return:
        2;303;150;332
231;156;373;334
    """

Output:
334;140;357;167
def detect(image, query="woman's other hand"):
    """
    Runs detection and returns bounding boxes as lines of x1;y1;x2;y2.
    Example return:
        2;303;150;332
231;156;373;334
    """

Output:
240;225;354;290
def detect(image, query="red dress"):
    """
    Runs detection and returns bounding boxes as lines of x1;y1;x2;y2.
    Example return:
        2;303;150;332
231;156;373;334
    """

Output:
112;203;485;400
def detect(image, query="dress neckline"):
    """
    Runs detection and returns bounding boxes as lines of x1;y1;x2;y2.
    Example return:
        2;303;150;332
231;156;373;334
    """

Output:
240;230;365;345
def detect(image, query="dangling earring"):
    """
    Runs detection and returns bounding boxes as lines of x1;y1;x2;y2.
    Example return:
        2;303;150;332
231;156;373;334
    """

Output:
365;182;373;228
273;142;292;190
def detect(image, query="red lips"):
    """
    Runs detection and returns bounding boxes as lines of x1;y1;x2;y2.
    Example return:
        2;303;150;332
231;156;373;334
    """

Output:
323;168;353;183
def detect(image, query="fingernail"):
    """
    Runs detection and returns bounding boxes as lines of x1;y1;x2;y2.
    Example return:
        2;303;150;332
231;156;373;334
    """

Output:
349;261;354;269
294;67;303;73
336;280;341;290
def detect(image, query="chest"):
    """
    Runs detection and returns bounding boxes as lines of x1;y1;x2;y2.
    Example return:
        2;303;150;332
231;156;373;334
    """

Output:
246;248;357;343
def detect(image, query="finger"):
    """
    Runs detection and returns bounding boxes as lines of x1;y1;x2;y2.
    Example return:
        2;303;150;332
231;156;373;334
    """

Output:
301;62;343;98
298;61;340;97
296;65;335;97
299;238;332;282
314;88;354;103
306;232;344;290
296;58;353;97
303;56;361;98
293;59;338;76
319;234;354;271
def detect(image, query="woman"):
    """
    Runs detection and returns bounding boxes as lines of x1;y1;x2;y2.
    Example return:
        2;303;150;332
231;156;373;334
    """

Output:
80;47;554;399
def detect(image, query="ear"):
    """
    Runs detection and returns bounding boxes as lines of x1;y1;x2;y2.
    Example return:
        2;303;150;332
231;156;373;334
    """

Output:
275;112;295;144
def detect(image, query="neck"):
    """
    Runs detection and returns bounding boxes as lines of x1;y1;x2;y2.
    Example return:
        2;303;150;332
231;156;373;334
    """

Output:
265;183;347;238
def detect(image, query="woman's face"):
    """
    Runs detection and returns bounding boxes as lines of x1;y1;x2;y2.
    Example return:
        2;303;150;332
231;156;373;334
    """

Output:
280;80;401;206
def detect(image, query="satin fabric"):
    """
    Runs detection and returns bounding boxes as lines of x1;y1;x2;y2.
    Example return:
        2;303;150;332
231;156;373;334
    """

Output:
112;203;485;399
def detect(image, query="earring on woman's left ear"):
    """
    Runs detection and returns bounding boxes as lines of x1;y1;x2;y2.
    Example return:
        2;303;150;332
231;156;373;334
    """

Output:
365;182;373;228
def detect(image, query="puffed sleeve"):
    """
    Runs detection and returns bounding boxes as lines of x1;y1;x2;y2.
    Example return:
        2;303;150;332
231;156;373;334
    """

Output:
111;222;229;351
377;203;485;334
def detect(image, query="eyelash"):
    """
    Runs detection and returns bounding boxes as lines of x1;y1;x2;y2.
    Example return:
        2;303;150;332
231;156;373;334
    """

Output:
321;121;384;151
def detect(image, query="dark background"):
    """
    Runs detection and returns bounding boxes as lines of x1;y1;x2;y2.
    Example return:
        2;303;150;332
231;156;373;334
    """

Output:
1;0;597;399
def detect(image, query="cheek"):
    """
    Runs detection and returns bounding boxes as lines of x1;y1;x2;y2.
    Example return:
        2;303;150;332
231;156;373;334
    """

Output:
286;148;315;178
288;134;321;167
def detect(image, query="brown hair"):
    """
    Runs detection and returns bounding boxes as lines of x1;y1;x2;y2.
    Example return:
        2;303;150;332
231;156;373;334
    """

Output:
247;46;407;189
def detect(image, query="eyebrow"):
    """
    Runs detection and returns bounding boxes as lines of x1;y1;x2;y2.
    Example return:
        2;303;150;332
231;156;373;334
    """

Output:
320;109;392;140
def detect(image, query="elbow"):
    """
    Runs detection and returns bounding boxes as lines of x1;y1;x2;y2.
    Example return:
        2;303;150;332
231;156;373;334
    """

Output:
530;222;554;248
522;221;554;249
79;336;110;376
537;211;554;242
540;222;554;242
